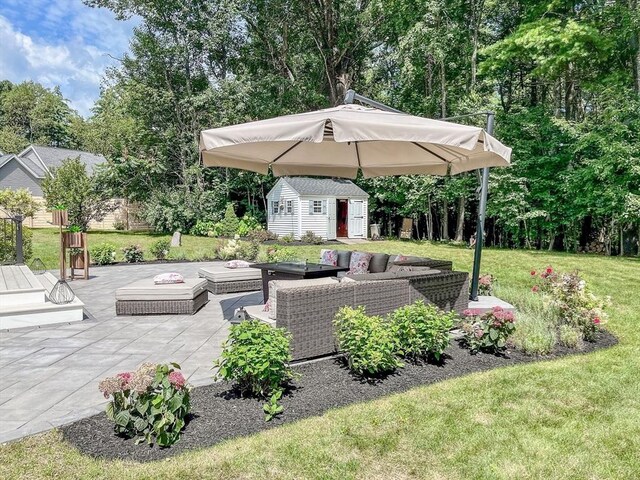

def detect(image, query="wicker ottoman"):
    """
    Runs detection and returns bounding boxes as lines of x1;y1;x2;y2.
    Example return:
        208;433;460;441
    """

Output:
198;265;262;294
116;278;208;315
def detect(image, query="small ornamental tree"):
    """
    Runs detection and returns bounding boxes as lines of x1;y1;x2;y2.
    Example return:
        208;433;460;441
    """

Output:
41;157;115;231
219;203;240;237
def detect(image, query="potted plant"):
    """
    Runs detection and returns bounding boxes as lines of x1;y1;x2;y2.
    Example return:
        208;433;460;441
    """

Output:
52;204;68;226
64;225;84;248
69;247;85;269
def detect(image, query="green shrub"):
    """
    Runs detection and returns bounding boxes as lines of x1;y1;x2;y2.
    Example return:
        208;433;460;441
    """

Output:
219;204;240;237
213;320;294;398
122;244;144;263
531;267;609;341
0;226;33;264
300;231;324;244
150;239;171;260
478;273;495;295
558;324;583;349
280;233;295;243
334;306;403;376
215;237;241;260
248;229;278;242
390;301;455;361
237;215;262;237
98;362;190;447
90;242;117;265
509;311;557;355
257;245;296;263
190;220;217;237
170;250;187;261
113;221;126;231
461;307;516;354
236;240;260;261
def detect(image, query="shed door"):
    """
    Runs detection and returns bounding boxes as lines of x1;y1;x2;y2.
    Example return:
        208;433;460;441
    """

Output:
327;199;337;240
348;200;365;238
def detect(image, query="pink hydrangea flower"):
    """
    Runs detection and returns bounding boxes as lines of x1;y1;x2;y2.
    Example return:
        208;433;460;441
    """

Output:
532;285;539;293
116;372;132;387
475;329;484;339
169;371;186;389
530;270;536;276
593;317;601;324
546;266;553;274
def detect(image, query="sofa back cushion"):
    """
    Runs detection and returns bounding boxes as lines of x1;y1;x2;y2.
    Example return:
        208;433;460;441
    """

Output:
268;277;339;319
337;250;352;268
368;253;390;273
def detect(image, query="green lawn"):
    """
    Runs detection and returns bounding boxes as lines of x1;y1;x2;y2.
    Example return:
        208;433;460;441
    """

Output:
2;238;639;479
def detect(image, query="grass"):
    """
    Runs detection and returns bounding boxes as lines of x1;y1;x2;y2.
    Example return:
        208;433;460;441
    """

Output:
28;228;223;269
2;235;640;479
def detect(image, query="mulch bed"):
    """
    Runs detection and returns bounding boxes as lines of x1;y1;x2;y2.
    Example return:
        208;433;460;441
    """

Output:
61;331;617;463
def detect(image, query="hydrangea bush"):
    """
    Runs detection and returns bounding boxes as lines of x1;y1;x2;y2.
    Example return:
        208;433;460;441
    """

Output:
98;362;190;447
89;242;117;265
389;301;455;361
531;266;609;341
477;273;495;295
461;306;516;353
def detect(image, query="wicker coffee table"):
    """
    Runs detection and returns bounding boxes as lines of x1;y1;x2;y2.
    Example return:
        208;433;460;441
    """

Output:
250;262;349;302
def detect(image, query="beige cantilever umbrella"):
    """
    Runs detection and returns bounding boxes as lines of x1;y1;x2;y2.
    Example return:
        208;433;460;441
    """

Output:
200;104;511;178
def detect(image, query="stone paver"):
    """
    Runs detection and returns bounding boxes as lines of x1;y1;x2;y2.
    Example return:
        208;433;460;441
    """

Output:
0;262;262;443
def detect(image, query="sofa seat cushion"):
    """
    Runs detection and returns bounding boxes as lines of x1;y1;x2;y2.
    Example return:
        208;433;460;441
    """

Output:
116;277;207;301
198;265;261;282
244;305;276;326
368;253;390;273
347;268;441;282
268;277;339;319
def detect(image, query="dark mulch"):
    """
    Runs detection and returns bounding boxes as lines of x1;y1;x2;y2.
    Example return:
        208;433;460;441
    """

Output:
61;331;617;463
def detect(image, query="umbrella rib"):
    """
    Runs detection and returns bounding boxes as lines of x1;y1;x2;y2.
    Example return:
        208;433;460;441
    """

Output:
270;141;303;164
411;142;451;163
355;141;362;168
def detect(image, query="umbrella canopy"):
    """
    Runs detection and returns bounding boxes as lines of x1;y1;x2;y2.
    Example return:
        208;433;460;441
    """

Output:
200;104;511;178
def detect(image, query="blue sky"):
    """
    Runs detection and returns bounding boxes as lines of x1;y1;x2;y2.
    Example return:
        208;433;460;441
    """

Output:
0;0;138;117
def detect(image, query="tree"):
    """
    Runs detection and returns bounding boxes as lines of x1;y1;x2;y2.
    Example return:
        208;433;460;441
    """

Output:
0;188;38;217
41;157;115;231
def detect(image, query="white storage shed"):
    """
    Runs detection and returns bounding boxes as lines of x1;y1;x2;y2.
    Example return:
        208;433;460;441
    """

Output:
266;177;369;240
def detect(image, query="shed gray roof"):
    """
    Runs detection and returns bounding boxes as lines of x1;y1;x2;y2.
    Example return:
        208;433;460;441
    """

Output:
27;145;105;175
283;177;369;197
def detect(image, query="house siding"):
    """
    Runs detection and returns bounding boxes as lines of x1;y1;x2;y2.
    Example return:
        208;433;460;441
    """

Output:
266;180;300;238
0;160;43;195
300;196;330;239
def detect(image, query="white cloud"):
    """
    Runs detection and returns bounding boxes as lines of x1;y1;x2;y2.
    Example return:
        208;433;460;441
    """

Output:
0;2;137;117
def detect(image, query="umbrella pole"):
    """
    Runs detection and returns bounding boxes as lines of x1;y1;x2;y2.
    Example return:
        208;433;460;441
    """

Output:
469;113;494;301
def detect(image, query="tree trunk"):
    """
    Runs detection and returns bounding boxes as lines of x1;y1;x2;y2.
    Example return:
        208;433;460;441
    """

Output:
632;0;640;94
441;199;449;240
440;60;447;118
454;196;465;242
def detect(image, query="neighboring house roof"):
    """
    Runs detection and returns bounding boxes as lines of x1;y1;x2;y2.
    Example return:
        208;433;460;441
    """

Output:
282;177;369;198
0;153;43;179
16;145;106;178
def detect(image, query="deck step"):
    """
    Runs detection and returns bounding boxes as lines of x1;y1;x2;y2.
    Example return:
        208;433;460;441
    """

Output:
0;265;46;306
0;272;85;330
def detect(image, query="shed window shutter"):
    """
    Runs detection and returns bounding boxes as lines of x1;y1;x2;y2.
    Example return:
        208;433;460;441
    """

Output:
322;200;327;214
309;202;313;215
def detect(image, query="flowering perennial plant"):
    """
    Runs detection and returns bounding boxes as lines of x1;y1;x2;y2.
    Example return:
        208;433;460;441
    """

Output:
98;362;190;447
461;306;516;353
477;274;495;295
531;266;609;341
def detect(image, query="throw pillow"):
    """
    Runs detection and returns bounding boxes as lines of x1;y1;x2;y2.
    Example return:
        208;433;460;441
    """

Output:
225;260;251;269
319;249;338;266
349;251;372;274
153;272;185;285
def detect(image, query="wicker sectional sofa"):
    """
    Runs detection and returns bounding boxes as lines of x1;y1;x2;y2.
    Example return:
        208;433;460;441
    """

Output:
247;262;468;361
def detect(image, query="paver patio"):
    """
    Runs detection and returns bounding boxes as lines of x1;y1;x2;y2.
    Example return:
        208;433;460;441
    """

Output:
0;262;262;443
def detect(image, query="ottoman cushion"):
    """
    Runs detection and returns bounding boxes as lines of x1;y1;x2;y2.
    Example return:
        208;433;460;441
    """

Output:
198;265;261;282
116;277;207;301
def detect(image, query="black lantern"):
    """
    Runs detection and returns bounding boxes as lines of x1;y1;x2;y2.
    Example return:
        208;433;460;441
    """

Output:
30;258;47;275
50;279;75;305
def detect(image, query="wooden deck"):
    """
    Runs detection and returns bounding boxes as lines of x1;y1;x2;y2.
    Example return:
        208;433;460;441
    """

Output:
0;265;45;306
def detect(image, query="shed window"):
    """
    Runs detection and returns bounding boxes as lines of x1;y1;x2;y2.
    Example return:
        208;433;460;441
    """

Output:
271;201;279;214
310;200;326;215
286;200;293;214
